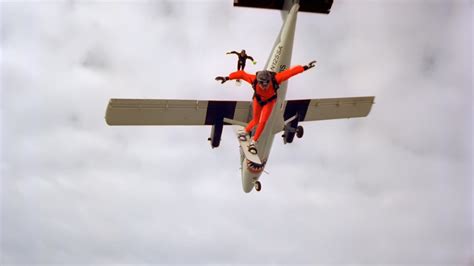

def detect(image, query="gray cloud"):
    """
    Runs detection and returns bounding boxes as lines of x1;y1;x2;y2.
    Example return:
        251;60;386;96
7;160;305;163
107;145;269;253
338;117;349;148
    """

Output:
1;0;472;264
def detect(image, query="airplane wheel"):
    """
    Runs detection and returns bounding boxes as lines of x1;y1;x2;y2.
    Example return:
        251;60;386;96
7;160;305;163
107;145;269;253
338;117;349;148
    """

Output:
254;181;262;192
296;125;304;138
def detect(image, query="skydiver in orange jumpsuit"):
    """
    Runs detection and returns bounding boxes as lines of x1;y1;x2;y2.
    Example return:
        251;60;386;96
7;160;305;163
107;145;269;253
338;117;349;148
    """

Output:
215;60;316;154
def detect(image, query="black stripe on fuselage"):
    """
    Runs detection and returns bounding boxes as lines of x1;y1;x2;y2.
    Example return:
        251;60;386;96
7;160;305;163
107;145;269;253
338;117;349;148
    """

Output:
283;99;311;121
205;101;237;125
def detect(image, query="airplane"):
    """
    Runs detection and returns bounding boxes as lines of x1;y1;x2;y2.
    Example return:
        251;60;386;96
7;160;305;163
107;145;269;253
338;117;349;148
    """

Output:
105;0;375;193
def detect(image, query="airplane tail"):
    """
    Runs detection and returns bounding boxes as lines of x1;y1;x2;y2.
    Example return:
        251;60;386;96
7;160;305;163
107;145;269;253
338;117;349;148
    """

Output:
233;0;333;15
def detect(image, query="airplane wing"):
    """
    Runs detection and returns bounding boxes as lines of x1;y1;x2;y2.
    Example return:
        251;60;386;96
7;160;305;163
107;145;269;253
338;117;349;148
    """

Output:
106;99;252;126
284;96;375;122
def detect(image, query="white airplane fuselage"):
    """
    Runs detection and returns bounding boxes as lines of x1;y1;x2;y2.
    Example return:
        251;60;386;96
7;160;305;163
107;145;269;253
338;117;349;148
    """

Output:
240;2;299;193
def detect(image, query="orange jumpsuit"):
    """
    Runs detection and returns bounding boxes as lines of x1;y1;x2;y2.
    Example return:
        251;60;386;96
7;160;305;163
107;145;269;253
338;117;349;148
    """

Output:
229;65;305;141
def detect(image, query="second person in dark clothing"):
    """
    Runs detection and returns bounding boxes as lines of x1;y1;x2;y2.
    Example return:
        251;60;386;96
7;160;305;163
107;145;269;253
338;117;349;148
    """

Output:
226;49;256;71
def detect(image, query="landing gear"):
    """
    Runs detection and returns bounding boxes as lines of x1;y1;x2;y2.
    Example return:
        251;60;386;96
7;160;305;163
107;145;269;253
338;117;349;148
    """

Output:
283;113;305;144
254;181;262;192
296;125;304;138
282;124;304;144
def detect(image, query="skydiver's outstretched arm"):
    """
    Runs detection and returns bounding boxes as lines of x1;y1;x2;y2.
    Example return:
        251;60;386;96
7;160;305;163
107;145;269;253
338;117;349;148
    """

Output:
276;60;317;83
246;56;256;64
226;51;239;55
275;66;305;83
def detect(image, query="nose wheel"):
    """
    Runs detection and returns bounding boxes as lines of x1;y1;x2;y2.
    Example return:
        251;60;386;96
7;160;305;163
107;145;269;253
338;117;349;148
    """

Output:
254;181;262;192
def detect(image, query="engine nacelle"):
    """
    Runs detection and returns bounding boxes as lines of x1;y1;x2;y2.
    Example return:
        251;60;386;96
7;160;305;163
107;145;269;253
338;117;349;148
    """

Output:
208;121;223;148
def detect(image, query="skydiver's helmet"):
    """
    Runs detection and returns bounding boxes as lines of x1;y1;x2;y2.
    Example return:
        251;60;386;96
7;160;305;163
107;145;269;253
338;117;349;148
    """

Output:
256;70;271;90
241;49;246;55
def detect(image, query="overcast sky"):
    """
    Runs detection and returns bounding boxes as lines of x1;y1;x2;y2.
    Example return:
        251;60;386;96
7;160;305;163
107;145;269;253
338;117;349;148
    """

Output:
1;0;472;265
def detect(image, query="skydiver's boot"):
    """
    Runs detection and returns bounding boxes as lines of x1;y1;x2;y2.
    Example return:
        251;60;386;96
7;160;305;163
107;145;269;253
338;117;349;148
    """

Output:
238;130;248;141
248;140;258;155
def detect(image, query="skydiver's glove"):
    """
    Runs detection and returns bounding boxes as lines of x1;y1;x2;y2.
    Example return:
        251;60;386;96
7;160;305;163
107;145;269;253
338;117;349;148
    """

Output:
226;52;231;54
252;61;257;65
303;60;317;71
215;76;229;84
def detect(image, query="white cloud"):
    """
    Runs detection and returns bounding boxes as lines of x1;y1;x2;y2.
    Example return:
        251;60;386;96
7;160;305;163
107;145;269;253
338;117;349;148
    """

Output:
1;0;472;264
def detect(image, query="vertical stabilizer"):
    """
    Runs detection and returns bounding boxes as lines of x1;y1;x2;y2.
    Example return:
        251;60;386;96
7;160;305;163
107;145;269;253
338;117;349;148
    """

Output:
264;2;299;72
281;0;298;20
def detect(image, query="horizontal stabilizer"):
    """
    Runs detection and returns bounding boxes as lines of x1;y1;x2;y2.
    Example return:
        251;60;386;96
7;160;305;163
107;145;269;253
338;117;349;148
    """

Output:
233;0;333;14
284;96;375;122
106;99;252;126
